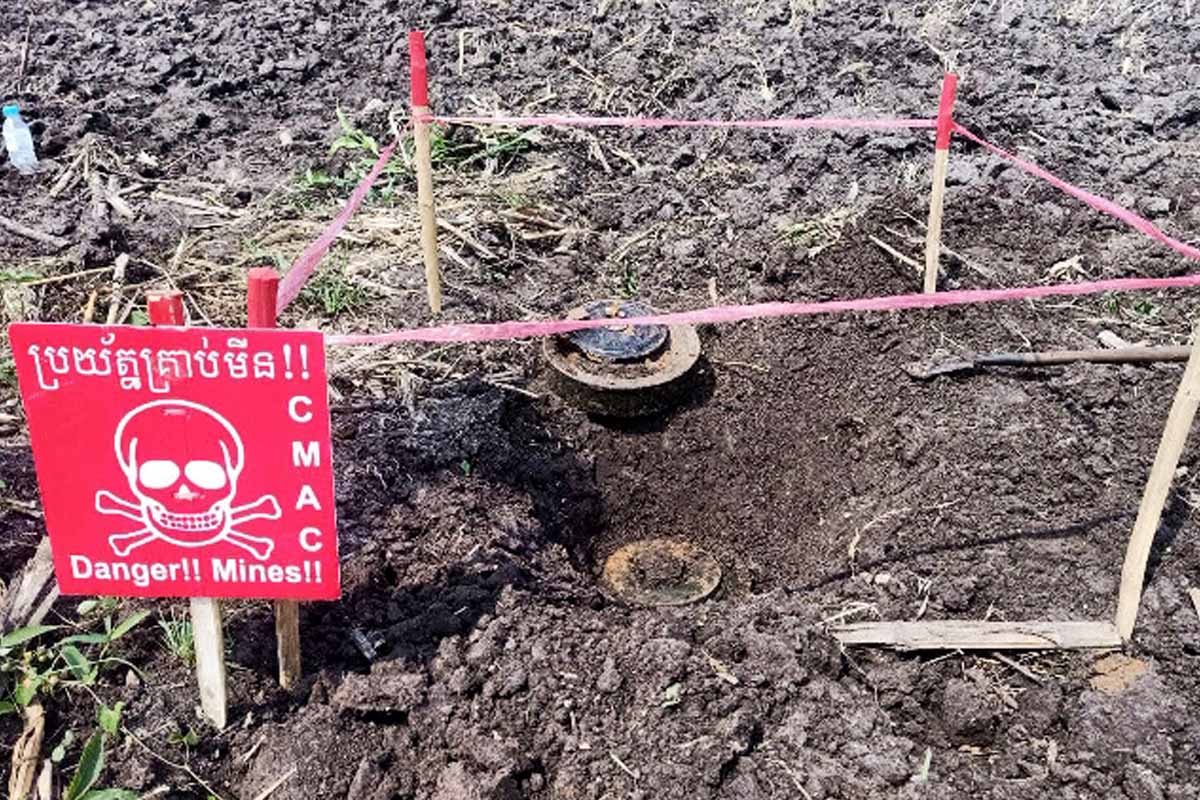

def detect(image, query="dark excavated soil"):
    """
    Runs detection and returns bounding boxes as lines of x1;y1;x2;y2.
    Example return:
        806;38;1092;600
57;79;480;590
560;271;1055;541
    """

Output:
3;1;1200;799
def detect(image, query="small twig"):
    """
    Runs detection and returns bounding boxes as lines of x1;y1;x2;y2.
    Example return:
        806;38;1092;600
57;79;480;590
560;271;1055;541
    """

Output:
49;149;87;198
989;651;1043;685
893;212;994;279
821;602;878;625
115;290;139;324
122;726;228;800
16;23;31;93
870;234;921;272
711;359;770;373
702;649;740;685
609;752;640;781
772;759;814;800
251;767;297;800
0;215;69;250
481;379;541;399
81;289;99;323
2;265;112;287
106;254;129;324
152;191;240;217
437;218;499;261
237;734;268;766
106;175;136;220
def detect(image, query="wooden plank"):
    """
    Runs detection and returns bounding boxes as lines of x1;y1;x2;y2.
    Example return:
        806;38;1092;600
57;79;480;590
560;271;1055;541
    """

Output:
1115;334;1200;640
833;620;1122;651
190;596;228;729
1189;587;1200;622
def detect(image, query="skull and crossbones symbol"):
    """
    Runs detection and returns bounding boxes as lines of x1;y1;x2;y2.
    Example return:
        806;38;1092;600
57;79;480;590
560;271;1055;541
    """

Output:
95;399;280;560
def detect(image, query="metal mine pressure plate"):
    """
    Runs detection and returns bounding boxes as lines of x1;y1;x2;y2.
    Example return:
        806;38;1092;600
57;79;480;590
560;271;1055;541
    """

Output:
600;538;723;607
543;299;701;417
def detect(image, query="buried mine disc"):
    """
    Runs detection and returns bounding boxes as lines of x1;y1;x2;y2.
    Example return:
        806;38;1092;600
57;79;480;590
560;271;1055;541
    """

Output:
567;299;668;361
600;538;722;607
543;300;702;417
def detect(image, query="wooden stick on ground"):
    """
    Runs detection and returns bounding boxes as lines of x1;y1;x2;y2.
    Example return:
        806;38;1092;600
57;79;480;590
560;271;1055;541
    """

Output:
247;267;303;690
16;23;31;95
834;620;1121;651
1115;331;1200;641
105;254;130;325
147;289;228;729
410;30;443;314
0;215;69;251
923;73;958;294
906;344;1195;380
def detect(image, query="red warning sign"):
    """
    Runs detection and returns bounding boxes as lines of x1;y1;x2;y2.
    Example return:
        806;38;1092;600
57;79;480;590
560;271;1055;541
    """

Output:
8;322;339;600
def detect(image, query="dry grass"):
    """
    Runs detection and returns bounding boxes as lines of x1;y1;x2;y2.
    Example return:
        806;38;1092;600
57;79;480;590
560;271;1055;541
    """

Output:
0;108;605;403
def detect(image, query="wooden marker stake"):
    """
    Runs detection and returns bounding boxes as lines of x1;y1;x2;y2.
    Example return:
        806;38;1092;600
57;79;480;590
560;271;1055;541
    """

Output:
247;268;303;689
146;289;228;730
1115;329;1200;640
923;73;958;294
410;30;442;314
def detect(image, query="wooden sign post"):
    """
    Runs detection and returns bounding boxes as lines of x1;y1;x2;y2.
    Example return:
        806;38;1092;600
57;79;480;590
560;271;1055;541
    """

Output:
247;268;303;689
923;73;958;294
146;290;228;729
410;30;443;314
9;304;340;727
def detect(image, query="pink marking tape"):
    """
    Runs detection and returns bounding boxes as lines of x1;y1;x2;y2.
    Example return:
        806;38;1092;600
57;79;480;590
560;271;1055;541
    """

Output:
426;112;936;131
326;274;1200;345
954;124;1200;261
276;137;401;312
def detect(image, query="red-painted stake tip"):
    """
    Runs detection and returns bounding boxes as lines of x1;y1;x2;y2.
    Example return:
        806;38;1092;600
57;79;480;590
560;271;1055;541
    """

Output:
409;30;430;108
935;73;959;151
248;266;281;283
146;289;185;326
247;267;281;328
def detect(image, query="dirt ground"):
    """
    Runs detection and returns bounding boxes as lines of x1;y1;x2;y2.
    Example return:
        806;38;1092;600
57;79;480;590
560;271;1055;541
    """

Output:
3;1;1200;798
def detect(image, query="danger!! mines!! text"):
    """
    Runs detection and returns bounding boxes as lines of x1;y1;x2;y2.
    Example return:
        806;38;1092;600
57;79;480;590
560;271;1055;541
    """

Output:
69;555;325;589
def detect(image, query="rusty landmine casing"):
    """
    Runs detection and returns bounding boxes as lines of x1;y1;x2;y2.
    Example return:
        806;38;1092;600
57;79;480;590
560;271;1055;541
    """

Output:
543;299;702;417
599;538;722;607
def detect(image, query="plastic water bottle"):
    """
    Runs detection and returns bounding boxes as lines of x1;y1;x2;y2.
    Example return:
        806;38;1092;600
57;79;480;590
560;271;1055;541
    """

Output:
3;104;38;174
